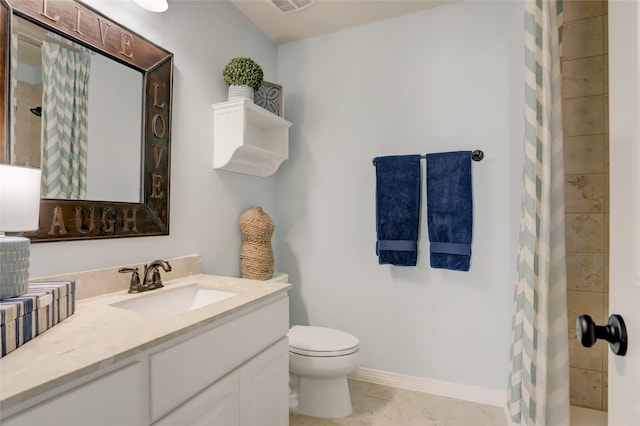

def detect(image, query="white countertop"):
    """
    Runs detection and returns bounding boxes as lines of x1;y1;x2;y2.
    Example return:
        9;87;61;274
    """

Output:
0;274;291;413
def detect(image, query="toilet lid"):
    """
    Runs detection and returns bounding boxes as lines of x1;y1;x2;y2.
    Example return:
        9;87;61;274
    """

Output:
288;325;359;357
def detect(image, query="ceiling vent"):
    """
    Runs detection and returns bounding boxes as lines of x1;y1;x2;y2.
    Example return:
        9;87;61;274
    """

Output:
269;0;316;14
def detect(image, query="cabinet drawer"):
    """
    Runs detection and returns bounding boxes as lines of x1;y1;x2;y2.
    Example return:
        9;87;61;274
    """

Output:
153;371;239;426
150;296;289;420
3;362;146;426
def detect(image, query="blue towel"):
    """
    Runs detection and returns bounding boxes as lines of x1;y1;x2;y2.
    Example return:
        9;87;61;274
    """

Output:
426;151;473;271
375;155;421;266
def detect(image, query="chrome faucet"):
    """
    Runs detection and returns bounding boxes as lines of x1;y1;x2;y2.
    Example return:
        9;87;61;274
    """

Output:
118;260;171;293
142;260;172;290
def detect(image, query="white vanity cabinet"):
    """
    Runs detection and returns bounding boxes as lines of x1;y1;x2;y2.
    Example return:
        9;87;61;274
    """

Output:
2;293;290;426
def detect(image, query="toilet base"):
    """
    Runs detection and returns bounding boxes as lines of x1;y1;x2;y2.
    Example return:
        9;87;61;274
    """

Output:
292;375;353;418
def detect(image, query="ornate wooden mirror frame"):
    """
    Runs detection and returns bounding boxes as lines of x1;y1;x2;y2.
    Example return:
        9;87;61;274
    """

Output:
1;0;173;242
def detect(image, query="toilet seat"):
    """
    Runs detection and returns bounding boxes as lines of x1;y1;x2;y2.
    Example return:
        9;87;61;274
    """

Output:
288;325;360;357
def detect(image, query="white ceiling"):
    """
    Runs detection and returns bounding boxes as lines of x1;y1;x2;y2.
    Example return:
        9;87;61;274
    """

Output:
229;0;458;44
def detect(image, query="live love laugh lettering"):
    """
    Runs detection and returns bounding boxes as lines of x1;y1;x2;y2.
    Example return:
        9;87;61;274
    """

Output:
3;0;174;242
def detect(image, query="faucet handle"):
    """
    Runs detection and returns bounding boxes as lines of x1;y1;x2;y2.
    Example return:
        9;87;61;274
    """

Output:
150;268;164;289
118;267;142;293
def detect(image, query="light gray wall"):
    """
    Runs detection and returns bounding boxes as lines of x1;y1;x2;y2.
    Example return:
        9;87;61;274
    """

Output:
29;0;280;278
275;0;525;391
28;0;527;394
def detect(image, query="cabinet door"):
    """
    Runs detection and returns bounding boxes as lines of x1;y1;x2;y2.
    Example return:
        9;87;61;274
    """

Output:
2;362;147;426
239;338;289;426
150;297;289;419
153;370;239;426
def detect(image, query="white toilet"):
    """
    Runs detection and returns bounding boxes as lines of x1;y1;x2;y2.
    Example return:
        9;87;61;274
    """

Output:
269;273;361;419
287;325;361;418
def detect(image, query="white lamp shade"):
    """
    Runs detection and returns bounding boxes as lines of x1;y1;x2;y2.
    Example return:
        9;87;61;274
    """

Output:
133;0;168;12
0;164;42;232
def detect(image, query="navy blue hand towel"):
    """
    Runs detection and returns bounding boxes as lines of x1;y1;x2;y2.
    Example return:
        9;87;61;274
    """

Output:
375;155;421;266
426;151;473;271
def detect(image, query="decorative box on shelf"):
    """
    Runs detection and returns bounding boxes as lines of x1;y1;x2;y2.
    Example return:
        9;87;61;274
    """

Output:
0;281;76;357
212;98;292;177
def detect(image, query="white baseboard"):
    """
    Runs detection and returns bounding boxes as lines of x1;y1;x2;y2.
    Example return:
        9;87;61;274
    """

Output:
349;367;507;408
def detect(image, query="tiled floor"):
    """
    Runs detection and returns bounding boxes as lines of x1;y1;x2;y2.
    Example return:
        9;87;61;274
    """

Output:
289;379;507;426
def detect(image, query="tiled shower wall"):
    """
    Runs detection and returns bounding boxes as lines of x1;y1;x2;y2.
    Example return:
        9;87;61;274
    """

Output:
562;0;608;411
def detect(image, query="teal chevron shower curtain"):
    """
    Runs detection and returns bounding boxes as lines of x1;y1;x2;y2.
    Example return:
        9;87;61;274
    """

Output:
507;1;570;425
41;40;90;199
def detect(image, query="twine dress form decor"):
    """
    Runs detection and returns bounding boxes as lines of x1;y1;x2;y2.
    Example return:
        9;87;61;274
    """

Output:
239;206;275;280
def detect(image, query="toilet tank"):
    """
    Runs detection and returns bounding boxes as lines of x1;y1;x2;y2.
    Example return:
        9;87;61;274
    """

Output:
269;272;289;282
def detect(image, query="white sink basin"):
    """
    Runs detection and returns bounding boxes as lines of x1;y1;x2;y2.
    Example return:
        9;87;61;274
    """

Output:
111;285;237;317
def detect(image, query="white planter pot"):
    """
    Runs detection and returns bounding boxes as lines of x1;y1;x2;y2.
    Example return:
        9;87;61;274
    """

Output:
228;85;254;101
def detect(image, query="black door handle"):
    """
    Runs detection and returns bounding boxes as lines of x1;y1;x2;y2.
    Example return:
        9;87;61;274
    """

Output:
576;314;627;356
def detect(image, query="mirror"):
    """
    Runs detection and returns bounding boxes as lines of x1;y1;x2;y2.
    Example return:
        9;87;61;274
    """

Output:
13;15;143;203
1;0;173;242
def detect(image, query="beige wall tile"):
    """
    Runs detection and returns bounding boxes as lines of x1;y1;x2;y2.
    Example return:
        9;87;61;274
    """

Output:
562;57;604;99
563;16;604;60
603;133;609;170
563;0;604;23
604;213;609;253
565;174;606;213
569;327;604;370
566;253;604;292
565;213;605;252
568;290;604;325
604;54;608;94
603;13;608;54
603;254;609;291
604;174;609;213
564;0;609;409
570;367;603;409
602;372;608;410
603;337;609;372
599;295;608;381
564;134;605;174
563;95;605;136
603;94;609;133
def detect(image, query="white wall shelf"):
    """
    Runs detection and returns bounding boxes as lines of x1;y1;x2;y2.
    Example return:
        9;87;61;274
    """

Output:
212;98;292;177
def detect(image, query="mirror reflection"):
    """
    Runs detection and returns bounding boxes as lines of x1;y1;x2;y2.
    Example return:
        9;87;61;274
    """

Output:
12;16;143;203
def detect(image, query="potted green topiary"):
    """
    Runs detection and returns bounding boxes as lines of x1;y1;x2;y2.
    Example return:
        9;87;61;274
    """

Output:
222;57;264;101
